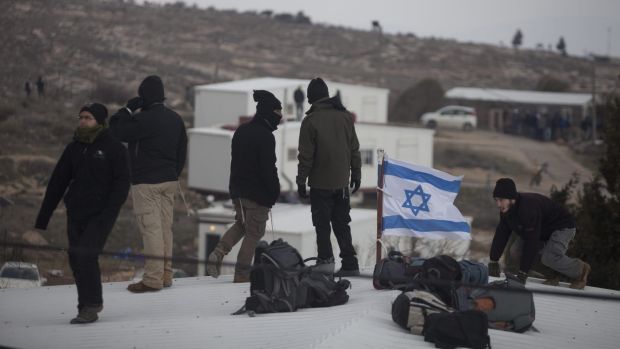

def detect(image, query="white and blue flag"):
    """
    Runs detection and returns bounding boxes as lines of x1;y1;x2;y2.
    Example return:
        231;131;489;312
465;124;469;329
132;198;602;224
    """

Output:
381;156;471;240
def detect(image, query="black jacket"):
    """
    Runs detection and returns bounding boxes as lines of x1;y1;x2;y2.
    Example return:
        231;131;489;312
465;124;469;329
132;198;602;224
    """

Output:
109;104;187;184
35;130;130;229
229;114;280;208
490;192;575;272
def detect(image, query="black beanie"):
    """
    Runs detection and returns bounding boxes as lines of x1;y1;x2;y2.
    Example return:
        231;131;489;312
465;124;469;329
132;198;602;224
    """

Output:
307;77;329;104
80;102;108;125
138;75;165;107
253;90;282;114
493;178;517;199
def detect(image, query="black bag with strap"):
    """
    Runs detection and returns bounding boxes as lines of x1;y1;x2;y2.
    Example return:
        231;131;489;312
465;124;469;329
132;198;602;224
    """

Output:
423;310;492;349
421;255;462;306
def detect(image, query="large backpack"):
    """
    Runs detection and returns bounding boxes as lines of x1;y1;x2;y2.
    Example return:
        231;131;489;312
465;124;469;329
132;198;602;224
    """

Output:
243;239;306;314
423;310;491;349
456;278;535;332
392;290;453;335
239;239;350;315
459;260;489;286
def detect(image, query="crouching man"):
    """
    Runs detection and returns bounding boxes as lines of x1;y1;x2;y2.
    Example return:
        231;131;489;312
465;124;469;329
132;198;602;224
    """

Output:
488;178;590;289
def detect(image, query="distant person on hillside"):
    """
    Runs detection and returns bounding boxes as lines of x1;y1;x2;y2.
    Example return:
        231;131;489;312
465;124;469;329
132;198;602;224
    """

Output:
36;76;45;97
109;75;187;293
24;81;31;97
294;86;305;121
488;178;591;289
297;77;362;277
206;90;282;282
35;103;130;324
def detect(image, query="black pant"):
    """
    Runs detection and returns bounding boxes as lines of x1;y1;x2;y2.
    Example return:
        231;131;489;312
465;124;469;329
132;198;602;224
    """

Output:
67;215;112;309
310;188;359;270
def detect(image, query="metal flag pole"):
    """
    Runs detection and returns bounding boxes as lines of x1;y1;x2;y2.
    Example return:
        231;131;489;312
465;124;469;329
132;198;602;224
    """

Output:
376;149;385;264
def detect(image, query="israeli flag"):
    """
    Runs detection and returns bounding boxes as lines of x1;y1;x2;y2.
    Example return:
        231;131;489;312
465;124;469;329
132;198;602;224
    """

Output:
382;157;471;240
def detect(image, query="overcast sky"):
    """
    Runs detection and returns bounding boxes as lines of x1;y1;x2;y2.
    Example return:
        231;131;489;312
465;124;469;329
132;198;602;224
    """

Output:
148;0;620;57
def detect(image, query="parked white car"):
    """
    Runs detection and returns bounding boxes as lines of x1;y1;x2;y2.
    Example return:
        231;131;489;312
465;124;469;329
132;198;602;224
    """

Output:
0;261;46;289
420;106;477;131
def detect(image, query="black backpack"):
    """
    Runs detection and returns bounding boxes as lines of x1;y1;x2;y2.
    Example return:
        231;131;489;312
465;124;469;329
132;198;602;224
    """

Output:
421;255;462;306
243;239;306;314
299;270;350;308
373;251;426;290
423;310;492;349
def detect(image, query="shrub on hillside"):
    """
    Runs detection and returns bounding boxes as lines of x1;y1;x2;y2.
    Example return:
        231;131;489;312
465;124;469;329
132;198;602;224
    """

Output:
535;75;570;92
389;78;444;123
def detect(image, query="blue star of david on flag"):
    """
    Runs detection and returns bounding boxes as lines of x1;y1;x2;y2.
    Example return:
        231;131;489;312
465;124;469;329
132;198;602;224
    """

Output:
402;184;431;216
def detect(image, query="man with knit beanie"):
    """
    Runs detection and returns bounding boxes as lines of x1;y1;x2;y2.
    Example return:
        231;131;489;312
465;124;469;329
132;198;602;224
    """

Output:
206;90;281;282
489;177;591;289
35;103;130;323
109;75;188;293
297;77;362;277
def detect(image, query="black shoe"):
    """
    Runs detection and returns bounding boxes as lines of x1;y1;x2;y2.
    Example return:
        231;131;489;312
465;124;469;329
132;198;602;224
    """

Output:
334;268;360;277
70;306;99;324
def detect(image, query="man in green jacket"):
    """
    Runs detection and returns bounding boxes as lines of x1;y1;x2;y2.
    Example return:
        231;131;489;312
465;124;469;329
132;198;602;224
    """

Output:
297;77;362;277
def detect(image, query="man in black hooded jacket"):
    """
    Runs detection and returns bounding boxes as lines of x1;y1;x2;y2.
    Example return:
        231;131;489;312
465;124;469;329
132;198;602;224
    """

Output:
35;102;130;324
207;90;281;283
109;75;187;293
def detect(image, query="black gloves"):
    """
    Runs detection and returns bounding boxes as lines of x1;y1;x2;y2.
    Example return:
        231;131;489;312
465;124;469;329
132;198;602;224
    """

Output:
488;261;500;277
297;183;309;199
350;178;361;194
126;97;143;113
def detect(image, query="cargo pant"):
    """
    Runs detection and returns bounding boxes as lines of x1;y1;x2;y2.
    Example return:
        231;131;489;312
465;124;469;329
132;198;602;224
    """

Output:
131;181;177;289
509;227;582;279
217;198;270;280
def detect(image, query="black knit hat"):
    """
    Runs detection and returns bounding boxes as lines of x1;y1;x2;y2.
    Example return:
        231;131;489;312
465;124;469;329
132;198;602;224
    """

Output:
307;77;329;104
493;178;517;199
80;102;108;125
253;90;282;114
138;75;165;107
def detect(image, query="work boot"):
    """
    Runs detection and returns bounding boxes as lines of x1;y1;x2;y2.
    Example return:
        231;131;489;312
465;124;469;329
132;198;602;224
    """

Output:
542;276;560;286
313;257;335;275
163;272;173;288
569;261;591;290
70;306;100;324
207;247;225;278
127;281;161;293
334;268;360;277
233;273;250;283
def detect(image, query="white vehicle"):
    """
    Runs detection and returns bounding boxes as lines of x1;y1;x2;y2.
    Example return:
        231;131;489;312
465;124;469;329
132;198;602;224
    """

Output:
0;261;46;289
420;106;477;131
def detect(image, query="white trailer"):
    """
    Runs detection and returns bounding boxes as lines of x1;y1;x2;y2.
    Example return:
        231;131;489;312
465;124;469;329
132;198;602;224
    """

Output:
193;77;390;127
197;202;377;276
188;122;434;194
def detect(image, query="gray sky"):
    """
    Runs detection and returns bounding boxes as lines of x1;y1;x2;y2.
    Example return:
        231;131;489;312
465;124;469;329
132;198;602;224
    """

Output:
149;0;620;57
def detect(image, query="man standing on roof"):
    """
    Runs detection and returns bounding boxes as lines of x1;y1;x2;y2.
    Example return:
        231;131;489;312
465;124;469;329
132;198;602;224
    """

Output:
35;103;130;324
109;75;187;293
206;90;282;283
294;86;305;121
296;77;362;277
488;178;590;289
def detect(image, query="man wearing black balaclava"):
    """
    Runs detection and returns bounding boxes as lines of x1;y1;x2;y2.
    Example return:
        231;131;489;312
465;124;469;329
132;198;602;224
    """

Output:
206;90;282;283
36;103;130;323
109;75;188;293
297;77;362;277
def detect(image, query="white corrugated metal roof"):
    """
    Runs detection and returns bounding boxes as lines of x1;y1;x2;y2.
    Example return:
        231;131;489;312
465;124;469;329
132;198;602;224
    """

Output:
195;77;388;93
1;275;619;348
446;87;592;106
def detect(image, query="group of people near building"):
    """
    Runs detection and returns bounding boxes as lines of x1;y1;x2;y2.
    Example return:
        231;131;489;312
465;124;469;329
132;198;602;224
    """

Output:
34;75;590;325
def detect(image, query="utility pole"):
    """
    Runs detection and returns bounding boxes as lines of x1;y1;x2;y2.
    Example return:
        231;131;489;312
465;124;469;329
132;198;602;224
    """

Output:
590;56;597;142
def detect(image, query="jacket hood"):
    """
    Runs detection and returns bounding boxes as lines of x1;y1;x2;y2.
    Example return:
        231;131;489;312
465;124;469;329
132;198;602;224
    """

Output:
138;75;165;107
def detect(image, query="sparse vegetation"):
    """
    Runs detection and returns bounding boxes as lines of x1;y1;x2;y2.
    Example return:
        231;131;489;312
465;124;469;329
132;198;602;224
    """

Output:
390;78;444;123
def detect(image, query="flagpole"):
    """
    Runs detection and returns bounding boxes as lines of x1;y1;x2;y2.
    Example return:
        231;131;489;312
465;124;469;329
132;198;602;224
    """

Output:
376;148;385;264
